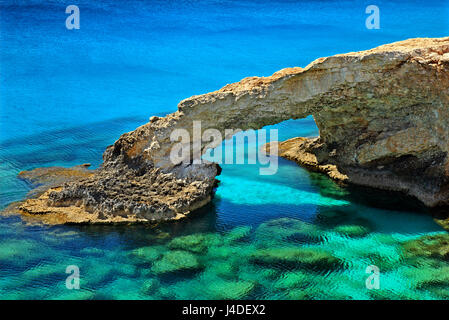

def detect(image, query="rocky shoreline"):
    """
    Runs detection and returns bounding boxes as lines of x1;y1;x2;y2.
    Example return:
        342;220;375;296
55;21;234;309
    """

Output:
6;162;220;224
6;37;449;224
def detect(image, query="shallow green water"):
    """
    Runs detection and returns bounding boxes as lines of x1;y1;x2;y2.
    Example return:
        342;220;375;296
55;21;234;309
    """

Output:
1;0;449;300
1;149;448;300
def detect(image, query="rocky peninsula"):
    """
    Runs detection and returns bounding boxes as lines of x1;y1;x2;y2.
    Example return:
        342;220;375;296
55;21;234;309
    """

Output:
8;37;449;224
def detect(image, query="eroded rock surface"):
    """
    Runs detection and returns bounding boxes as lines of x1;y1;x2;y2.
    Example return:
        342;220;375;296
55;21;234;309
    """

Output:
13;37;449;224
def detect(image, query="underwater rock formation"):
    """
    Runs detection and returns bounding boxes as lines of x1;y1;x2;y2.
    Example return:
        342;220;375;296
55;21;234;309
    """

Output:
14;37;449;223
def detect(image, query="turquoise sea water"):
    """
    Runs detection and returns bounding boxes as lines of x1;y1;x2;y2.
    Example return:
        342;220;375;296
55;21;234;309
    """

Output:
1;0;449;299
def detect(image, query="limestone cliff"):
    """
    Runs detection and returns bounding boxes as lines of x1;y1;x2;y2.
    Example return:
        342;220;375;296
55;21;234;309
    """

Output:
14;37;449;224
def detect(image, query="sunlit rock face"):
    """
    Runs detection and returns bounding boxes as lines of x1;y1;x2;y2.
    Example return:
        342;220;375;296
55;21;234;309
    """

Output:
15;37;449;224
263;37;449;207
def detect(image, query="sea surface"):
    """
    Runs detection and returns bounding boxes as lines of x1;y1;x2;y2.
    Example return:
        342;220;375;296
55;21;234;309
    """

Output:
1;0;449;299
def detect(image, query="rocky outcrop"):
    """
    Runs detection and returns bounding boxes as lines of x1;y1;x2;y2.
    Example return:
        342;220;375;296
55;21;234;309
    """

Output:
13;164;218;224
13;37;449;224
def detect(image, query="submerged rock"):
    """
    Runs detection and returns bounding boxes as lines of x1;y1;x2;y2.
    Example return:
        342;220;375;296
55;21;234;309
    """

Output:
285;287;338;300
0;239;43;265
401;233;449;260
20;263;65;286
128;246;164;264
405;265;449;289
206;279;256;299
151;250;203;275
334;224;371;238
204;261;239;280
367;253;401;272
9;37;449;224
140;278;161;296
53;290;96;300
168;233;222;253
205;242;254;261
273;271;311;290
18;165;94;198
249;246;342;270
254;217;324;246
223;226;252;243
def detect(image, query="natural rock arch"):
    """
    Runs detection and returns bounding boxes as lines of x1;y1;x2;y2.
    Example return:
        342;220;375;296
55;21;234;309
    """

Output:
15;37;449;223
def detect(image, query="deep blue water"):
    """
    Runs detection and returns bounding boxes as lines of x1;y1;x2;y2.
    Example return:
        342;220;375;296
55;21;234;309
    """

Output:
1;0;449;299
